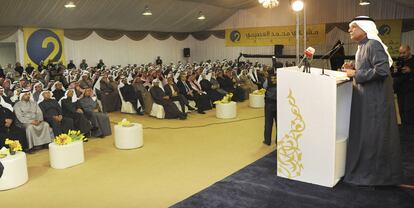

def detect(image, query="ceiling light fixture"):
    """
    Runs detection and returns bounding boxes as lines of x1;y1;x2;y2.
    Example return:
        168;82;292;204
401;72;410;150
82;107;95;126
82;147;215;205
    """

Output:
64;1;76;8
291;0;304;12
258;0;280;9
359;0;371;6
142;5;152;16
197;11;206;20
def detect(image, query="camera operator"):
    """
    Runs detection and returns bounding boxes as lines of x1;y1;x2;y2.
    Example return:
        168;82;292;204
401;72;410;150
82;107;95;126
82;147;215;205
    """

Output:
394;45;414;128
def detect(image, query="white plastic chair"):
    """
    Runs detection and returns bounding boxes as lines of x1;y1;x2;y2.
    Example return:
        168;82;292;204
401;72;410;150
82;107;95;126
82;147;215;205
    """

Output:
150;103;165;119
118;87;137;114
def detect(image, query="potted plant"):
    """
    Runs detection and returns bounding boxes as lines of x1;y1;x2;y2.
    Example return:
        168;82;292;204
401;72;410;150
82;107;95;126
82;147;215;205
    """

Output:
4;139;23;156
49;130;86;169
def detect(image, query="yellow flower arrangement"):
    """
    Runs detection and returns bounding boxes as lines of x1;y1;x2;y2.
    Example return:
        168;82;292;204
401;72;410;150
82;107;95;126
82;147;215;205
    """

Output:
5;139;23;154
213;93;234;105
67;130;87;142
54;134;73;145
54;130;88;145
252;88;267;95
118;118;133;127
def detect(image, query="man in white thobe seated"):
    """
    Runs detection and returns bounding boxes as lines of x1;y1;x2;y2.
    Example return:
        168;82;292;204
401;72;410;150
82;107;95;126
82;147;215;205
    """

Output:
13;89;53;152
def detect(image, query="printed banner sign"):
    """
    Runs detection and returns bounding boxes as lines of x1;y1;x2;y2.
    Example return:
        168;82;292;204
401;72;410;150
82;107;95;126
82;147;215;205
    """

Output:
225;24;326;47
376;20;402;57
24;28;66;68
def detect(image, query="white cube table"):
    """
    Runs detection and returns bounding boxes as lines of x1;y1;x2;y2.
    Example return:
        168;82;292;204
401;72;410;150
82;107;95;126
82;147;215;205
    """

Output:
249;94;265;108
0;152;29;190
49;141;85;169
216;101;237;119
114;123;143;149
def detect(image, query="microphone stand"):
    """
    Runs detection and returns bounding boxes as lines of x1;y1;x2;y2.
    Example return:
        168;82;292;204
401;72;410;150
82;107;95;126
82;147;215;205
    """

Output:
302;58;311;73
320;43;344;76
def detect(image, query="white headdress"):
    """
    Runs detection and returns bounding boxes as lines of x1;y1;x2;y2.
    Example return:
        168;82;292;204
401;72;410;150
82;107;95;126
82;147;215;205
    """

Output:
59;89;78;105
19;89;34;102
37;90;54;104
350;16;393;66
0;87;13;112
51;81;66;92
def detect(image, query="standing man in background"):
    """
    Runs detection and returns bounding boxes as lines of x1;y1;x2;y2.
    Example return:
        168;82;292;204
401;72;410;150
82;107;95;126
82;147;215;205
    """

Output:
263;68;277;146
394;45;414;130
156;56;163;66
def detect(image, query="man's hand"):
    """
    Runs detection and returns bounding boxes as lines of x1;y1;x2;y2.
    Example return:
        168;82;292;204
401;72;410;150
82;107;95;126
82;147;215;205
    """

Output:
53;115;62;122
76;108;84;113
4;118;13;127
342;61;355;70
401;66;412;74
342;69;356;78
163;96;170;100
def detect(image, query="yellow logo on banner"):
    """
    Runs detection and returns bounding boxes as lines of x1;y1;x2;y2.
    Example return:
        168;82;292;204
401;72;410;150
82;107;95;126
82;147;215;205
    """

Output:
23;28;66;68
376;20;402;57
226;24;326;47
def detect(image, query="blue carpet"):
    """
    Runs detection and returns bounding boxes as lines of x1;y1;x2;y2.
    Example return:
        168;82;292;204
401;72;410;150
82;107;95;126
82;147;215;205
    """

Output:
171;128;414;208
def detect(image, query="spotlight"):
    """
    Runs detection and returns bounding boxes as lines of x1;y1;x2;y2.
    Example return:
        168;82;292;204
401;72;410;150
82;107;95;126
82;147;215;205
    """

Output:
64;1;76;8
142;5;152;16
291;0;304;12
197;11;206;20
359;0;371;6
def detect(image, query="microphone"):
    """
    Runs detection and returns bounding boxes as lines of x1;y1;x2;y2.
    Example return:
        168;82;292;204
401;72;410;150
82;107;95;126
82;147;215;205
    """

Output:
299;47;315;73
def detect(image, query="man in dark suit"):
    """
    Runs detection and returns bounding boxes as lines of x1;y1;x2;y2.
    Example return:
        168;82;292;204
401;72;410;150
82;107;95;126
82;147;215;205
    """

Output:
119;78;145;115
164;76;195;113
67;60;76;69
176;73;207;114
25;63;34;75
150;80;186;120
14;62;24;76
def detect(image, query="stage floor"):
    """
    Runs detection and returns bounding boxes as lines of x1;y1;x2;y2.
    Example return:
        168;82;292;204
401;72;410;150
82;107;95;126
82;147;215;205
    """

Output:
172;127;414;208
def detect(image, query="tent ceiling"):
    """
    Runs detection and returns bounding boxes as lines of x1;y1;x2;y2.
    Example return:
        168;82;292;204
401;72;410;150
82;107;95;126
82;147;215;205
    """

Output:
0;0;411;32
0;0;259;32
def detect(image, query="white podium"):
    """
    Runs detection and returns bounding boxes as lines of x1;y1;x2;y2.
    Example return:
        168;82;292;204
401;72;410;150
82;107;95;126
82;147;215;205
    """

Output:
0;152;29;190
276;67;352;187
114;123;144;149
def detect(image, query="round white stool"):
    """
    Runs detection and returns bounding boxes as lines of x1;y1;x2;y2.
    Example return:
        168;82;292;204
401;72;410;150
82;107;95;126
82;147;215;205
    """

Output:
49;141;85;169
216;101;237;119
114;123;144;149
0;152;28;190
249;94;265;108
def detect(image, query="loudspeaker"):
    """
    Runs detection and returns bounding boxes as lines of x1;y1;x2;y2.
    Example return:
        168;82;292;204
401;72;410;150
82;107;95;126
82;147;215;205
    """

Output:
183;48;191;57
274;45;284;57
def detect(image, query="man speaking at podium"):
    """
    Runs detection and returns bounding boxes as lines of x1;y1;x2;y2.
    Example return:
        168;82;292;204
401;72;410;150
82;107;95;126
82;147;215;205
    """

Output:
342;16;401;187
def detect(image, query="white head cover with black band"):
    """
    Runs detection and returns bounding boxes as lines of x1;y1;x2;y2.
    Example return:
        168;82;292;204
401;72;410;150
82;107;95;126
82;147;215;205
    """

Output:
349;16;393;66
0;86;13;112
37;90;54;104
19;89;34;101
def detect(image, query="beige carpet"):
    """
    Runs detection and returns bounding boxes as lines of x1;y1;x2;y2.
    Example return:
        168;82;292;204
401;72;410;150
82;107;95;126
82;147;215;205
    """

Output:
0;101;276;208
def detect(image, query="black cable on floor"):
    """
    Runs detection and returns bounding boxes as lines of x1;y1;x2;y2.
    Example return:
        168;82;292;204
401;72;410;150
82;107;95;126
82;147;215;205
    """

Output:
110;115;264;130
